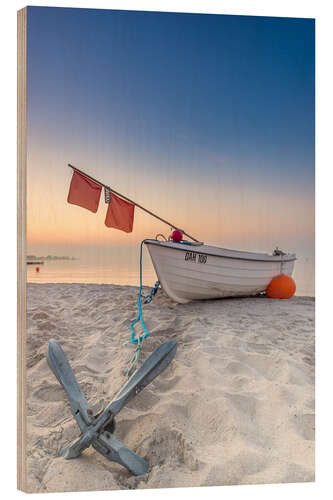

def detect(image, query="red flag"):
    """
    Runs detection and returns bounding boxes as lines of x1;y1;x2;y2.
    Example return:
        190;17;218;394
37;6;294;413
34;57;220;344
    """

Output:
67;171;102;213
105;193;135;233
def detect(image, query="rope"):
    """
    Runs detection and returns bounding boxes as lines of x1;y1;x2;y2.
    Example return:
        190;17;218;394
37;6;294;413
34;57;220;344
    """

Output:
124;337;145;377
124;239;160;376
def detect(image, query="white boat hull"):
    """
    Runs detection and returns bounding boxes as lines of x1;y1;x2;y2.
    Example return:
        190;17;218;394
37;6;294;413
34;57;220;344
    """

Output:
145;241;296;303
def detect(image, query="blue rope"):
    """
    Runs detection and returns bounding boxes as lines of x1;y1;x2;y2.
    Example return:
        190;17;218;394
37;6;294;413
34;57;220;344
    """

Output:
124;239;160;376
124;336;145;377
129;239;159;344
128;238;192;342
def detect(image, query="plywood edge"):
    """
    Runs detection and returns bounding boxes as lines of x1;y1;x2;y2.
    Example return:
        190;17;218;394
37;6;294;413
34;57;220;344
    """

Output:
17;6;27;493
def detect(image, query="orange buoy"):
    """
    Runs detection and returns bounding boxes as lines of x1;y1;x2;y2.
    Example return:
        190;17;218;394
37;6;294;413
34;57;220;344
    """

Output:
266;274;296;299
36;266;40;273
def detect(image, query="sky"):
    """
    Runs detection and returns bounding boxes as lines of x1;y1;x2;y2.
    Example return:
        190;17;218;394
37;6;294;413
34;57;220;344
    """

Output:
26;7;314;285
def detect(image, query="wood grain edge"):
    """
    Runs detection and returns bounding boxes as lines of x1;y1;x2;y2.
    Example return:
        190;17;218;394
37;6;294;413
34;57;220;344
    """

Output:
17;6;27;493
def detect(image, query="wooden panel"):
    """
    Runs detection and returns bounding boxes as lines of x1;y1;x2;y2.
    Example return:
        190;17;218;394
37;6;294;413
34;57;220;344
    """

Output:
17;6;27;493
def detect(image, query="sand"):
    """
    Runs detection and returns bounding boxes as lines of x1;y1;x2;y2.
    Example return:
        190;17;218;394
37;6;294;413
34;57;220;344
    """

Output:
25;283;315;493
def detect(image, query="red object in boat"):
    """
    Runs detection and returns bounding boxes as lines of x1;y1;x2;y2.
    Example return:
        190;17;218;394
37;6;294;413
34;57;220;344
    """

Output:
172;230;183;242
36;266;40;273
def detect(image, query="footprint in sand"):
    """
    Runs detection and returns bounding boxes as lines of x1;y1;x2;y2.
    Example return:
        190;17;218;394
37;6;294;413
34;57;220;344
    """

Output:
33;383;65;403
125;389;160;411
32;312;49;321
36;321;56;331
153;375;181;392
204;451;268;486
137;427;199;471
292;413;315;441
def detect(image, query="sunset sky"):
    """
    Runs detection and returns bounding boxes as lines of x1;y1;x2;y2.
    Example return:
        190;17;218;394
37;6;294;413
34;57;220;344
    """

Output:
27;7;314;270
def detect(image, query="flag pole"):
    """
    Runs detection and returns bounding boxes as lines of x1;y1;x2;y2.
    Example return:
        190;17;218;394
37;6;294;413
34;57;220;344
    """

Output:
68;164;199;242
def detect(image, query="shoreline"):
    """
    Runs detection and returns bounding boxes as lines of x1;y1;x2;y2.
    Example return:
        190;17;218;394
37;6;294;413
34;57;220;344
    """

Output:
26;281;315;299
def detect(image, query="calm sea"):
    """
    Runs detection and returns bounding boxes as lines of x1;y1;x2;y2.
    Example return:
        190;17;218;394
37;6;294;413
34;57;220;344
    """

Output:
27;253;314;296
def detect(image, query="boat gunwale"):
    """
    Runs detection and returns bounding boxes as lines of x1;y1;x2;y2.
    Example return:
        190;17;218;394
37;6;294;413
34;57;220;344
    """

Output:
145;240;297;263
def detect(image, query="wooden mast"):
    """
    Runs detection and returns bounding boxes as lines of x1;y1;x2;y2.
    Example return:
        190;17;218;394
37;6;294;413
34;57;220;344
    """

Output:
68;163;199;242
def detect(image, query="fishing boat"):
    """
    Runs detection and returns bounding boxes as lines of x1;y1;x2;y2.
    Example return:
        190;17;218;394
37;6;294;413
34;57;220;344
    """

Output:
66;165;297;304
145;240;296;303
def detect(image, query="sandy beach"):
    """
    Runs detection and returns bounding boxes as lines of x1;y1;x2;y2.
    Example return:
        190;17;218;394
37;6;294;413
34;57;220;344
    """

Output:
26;283;315;493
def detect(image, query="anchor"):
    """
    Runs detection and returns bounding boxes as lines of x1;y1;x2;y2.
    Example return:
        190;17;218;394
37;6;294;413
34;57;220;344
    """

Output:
47;339;177;475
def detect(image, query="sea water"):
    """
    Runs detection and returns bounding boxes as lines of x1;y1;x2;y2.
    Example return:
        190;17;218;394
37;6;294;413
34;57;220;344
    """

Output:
27;252;314;297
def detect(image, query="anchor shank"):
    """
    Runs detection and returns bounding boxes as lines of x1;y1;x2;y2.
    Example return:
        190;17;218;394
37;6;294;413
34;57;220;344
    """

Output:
107;341;177;417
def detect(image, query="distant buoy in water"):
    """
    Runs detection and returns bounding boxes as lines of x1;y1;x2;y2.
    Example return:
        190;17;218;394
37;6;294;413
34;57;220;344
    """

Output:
172;230;183;242
266;274;296;299
36;266;40;273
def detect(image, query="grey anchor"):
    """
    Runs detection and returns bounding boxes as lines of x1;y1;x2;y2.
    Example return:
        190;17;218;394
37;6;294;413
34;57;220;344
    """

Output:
47;339;177;475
